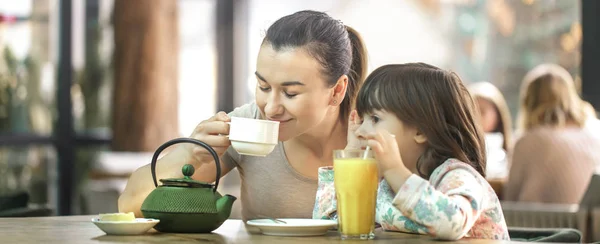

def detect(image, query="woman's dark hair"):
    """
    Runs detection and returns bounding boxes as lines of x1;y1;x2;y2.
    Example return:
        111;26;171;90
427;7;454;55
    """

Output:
356;63;487;178
263;10;368;121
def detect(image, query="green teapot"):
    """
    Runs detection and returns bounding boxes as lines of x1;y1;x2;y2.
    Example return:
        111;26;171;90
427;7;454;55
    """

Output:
140;138;237;233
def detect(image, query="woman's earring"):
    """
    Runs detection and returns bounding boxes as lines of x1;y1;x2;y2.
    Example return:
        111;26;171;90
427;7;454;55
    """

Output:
333;99;337;105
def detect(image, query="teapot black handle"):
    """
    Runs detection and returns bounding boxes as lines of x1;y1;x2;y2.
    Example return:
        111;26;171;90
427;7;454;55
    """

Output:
150;138;221;192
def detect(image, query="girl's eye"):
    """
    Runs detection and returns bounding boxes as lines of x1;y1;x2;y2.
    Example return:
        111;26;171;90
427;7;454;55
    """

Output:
259;86;271;92
371;115;380;124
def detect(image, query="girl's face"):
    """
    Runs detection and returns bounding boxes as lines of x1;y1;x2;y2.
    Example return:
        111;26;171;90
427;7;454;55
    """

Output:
254;44;343;141
475;97;499;133
355;110;426;173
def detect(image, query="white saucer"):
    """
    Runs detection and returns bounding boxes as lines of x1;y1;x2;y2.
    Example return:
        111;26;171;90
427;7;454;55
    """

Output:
91;218;159;235
246;219;337;237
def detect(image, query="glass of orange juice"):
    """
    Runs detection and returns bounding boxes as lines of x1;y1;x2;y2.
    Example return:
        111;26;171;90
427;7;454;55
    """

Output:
333;149;378;240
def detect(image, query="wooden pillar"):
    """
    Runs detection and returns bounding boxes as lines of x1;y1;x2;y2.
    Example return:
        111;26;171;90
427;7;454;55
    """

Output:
581;0;600;110
112;0;179;151
216;0;235;113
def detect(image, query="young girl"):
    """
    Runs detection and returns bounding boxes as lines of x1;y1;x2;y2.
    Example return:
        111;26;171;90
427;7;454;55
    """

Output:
313;63;510;240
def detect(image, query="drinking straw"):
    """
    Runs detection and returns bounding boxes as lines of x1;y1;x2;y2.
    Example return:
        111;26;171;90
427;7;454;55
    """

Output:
362;145;370;160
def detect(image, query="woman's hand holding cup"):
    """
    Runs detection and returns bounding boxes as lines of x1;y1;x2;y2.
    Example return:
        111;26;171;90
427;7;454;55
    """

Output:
186;111;232;165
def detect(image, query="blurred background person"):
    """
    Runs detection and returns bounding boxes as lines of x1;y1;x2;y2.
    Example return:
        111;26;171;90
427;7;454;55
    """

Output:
505;63;600;204
469;81;512;180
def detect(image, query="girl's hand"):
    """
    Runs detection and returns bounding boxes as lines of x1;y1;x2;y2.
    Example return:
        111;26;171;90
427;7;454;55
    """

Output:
345;110;364;150
365;129;405;173
365;129;412;192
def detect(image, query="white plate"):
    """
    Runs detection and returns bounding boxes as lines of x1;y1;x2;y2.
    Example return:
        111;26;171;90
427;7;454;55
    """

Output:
246;219;337;237
91;218;160;235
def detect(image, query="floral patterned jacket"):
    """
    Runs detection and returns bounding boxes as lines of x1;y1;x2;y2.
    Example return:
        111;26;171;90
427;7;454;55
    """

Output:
313;158;510;240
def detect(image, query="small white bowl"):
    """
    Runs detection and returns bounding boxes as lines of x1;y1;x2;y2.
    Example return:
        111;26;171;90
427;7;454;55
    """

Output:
91;218;159;235
231;140;277;157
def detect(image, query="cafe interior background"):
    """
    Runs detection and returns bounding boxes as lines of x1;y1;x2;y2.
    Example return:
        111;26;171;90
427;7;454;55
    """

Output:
0;0;599;240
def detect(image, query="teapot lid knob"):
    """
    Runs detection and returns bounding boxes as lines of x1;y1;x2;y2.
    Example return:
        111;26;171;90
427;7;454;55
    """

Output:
159;163;213;188
182;164;195;178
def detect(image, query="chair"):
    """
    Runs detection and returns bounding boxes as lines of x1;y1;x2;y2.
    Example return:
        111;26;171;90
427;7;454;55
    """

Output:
501;174;600;242
501;201;588;241
488;178;505;200
580;174;600;208
0;206;53;217
0;191;28;212
508;227;583;243
0;191;53;217
592;208;600;242
580;174;600;242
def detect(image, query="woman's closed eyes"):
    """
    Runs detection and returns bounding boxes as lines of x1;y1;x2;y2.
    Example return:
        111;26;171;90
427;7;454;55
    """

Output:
257;83;299;98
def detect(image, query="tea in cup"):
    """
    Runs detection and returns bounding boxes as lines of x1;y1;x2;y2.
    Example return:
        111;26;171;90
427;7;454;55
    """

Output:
228;117;279;156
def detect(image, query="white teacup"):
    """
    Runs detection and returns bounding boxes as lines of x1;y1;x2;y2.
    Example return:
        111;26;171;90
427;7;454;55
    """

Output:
228;117;279;157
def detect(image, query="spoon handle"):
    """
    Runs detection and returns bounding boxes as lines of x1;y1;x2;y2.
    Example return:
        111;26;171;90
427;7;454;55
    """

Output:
269;218;287;224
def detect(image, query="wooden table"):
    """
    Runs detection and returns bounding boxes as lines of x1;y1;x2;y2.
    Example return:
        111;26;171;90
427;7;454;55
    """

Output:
0;215;518;243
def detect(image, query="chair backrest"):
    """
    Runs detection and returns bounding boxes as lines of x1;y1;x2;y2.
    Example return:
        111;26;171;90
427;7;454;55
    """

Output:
580;174;600;208
501;201;588;241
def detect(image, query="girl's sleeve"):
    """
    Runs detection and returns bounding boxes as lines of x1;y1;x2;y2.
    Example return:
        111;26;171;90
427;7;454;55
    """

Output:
376;180;432;235
389;168;485;240
312;166;337;220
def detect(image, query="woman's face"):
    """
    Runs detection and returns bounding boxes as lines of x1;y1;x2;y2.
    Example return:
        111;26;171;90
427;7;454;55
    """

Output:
255;44;339;141
475;97;499;133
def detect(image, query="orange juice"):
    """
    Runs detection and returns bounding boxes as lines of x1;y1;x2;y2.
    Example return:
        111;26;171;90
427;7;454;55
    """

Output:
334;157;378;239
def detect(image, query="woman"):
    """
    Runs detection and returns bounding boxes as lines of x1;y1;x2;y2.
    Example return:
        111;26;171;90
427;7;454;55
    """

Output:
118;10;368;221
505;64;600;204
468;81;512;180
